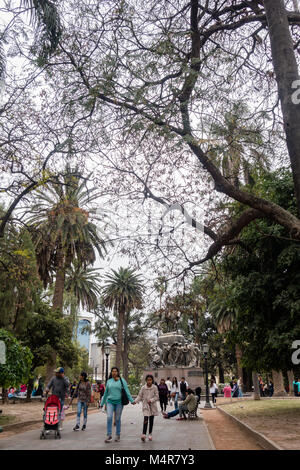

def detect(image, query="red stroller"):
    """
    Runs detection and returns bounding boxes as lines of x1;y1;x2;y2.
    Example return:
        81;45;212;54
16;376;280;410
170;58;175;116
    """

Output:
40;395;62;439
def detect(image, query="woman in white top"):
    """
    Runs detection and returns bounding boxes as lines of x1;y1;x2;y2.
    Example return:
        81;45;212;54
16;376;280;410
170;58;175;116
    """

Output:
170;377;179;409
209;380;218;404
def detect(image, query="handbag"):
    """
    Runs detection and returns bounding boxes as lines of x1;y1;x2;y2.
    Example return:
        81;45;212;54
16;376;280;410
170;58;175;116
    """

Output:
120;378;129;406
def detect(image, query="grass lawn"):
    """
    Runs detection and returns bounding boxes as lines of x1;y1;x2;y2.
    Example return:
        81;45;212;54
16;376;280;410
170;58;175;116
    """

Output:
0;414;17;426
219;399;300;418
218;399;300;449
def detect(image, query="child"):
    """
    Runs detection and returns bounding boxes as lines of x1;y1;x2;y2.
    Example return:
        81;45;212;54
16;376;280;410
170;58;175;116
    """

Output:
134;374;159;442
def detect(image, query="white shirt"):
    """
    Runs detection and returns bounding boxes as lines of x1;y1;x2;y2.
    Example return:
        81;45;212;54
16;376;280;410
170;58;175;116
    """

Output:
209;383;218;393
165;380;172;391
171;384;179;393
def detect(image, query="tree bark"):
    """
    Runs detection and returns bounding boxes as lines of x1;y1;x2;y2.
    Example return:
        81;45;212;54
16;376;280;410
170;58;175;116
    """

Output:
122;312;129;381
46;246;66;385
287;370;294;395
26;377;34;403
1;386;8;404
272;370;286;396
235;344;243;381
115;304;125;371
264;0;300;216
218;365;225;384
252;371;261;400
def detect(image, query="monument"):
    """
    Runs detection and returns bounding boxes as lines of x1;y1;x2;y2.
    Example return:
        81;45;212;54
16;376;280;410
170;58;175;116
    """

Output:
143;308;204;390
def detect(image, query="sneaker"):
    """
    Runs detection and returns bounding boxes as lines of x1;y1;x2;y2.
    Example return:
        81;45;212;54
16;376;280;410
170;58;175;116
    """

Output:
163;413;169;419
115;435;120;442
82;425;86;431
148;435;152;441
73;425;80;431
141;434;146;442
176;417;185;421
105;435;112;443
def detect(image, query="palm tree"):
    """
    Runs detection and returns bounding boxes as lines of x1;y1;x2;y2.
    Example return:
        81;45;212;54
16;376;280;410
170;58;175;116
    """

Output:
209;289;244;387
102;267;144;371
65;262;102;334
207;101;270;188
27;166;110;381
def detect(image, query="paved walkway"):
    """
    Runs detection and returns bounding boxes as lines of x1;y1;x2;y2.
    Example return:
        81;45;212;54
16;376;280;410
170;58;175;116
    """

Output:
0;403;214;450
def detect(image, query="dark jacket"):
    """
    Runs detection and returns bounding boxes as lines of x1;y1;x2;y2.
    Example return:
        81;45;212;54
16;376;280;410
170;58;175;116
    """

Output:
74;380;91;403
180;381;187;394
157;384;168;397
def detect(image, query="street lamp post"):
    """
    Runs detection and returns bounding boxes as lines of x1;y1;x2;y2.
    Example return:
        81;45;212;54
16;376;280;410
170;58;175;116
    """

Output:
203;344;212;409
105;344;110;383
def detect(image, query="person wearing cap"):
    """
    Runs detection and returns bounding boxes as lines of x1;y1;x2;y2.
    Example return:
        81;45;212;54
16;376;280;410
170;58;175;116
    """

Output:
46;367;69;430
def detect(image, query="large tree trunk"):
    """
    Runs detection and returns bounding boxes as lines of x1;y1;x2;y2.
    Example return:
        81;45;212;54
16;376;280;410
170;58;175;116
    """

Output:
287;370;294;396
26;377;34;403
235;344;243;381
115;305;125;371
218;365;224;384
252;371;261;400
264;0;300;216
272;370;286;396
1;386;8;404
122;312;129;381
45;247;66;385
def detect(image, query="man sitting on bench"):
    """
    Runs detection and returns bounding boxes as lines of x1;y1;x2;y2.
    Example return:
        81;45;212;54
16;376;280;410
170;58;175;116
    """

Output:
163;389;197;420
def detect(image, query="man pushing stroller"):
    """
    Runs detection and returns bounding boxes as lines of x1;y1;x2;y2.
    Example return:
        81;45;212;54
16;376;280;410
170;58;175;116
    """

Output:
46;367;69;430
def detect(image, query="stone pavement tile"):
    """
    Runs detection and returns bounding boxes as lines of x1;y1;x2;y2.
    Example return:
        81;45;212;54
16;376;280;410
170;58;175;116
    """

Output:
0;403;213;450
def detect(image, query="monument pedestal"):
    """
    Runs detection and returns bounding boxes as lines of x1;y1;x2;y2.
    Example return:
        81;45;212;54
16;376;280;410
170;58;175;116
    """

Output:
143;366;204;390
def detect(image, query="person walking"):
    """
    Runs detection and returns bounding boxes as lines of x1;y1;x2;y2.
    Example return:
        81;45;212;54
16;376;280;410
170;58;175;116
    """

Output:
223;383;232;398
134;374;159;442
209;379;218;404
232;379;239;398
157;378;168;413
170;377;179;409
46;367;69;430
165;377;172;403
70;380;77;398
100;367;135;443
238;377;243;397
292;378;300;397
163;389;197;420
69;372;91;431
180;377;187;401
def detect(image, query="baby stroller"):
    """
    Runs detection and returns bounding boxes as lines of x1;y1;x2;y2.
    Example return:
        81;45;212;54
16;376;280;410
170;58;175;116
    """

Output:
40;395;62;439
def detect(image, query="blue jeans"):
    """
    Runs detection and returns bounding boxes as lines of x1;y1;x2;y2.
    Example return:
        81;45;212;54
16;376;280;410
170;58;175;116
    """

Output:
76;401;88;426
106;402;123;436
173;392;178;409
168;404;188;418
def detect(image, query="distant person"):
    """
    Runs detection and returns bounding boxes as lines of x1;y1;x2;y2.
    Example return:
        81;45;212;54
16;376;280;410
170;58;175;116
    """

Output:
293;378;300;397
210;379;218;403
180;377;187;401
268;379;274;397
165;377;172;403
70;380;77;398
157;378;168;413
230;376;235;389
195;386;202;403
170;377;179;409
223;383;232;398
163;389;197;420
134;374;159;442
232;379;239;398
238;377;243;397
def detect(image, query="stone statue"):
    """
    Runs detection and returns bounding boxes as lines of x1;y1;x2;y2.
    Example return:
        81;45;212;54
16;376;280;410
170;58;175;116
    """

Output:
187;343;198;367
162;343;171;365
148;345;163;368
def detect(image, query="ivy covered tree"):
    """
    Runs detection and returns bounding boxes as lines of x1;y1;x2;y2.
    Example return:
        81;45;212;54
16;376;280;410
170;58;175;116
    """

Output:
0;329;33;403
